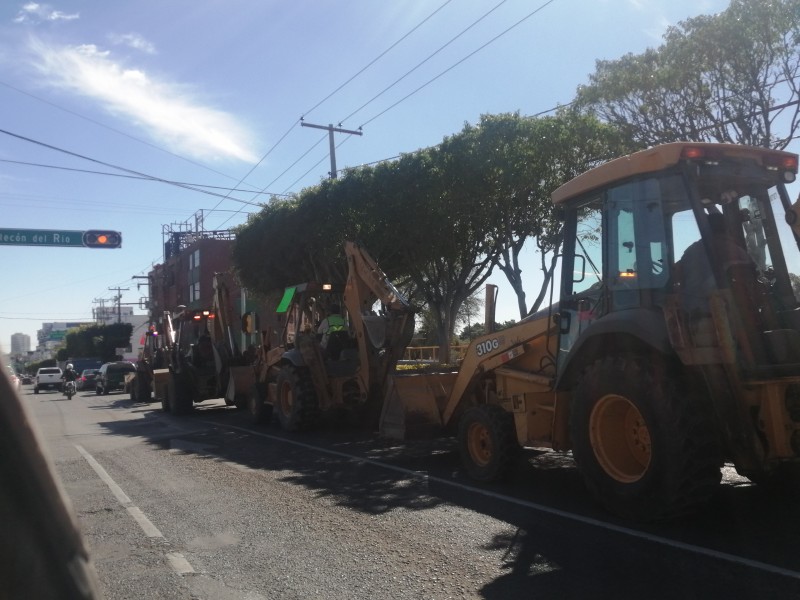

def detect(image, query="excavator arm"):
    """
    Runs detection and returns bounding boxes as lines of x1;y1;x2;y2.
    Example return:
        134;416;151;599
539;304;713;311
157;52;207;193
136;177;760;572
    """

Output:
342;241;416;399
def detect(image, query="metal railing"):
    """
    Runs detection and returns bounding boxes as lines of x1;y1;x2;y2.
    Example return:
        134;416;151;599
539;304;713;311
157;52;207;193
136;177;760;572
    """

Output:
402;345;468;362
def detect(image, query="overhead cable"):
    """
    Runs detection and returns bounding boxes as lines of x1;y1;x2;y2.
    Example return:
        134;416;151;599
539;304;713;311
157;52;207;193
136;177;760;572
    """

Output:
359;0;560;129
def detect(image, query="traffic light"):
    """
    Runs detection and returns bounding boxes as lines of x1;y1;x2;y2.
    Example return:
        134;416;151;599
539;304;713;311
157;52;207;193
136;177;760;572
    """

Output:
82;230;122;249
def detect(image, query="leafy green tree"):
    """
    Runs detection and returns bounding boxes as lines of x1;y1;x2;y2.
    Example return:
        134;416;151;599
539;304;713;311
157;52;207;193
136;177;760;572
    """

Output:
61;324;133;363
471;111;627;318
575;0;800;149
233;112;624;361
459;322;485;341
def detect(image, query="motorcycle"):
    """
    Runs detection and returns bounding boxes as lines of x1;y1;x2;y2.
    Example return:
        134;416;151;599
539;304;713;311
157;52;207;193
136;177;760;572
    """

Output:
63;380;76;400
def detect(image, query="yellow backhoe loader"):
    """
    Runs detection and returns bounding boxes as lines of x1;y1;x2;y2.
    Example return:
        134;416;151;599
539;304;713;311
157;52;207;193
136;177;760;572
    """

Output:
380;142;800;520
248;241;415;430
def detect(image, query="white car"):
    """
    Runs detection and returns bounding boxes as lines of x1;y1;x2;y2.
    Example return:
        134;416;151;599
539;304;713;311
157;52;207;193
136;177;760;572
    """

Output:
34;367;63;394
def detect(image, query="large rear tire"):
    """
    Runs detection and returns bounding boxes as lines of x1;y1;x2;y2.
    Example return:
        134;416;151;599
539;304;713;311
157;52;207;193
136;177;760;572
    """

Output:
458;404;520;482
275;366;319;432
571;355;722;520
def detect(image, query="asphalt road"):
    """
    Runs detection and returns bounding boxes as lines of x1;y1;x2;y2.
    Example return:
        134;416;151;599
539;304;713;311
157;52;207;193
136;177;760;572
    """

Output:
20;384;800;600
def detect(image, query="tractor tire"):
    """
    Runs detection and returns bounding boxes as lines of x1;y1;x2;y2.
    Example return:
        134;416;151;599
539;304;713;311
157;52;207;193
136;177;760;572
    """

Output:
458;404;520;482
248;382;272;425
275;366;319;432
168;373;194;416
571;355;722;521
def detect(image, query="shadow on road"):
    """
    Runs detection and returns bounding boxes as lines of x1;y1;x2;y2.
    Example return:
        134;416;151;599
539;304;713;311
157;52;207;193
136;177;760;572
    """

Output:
92;399;800;600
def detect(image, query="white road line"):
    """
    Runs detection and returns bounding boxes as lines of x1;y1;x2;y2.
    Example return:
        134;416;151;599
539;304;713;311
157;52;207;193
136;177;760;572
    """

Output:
166;552;196;575
207;421;800;582
74;444;195;575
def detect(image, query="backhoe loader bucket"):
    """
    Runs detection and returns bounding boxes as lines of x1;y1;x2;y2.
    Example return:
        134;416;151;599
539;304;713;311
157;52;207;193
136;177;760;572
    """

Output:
379;371;458;439
225;365;256;406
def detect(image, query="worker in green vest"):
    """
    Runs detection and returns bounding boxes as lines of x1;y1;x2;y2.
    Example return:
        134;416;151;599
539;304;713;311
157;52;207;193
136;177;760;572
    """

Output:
317;303;346;350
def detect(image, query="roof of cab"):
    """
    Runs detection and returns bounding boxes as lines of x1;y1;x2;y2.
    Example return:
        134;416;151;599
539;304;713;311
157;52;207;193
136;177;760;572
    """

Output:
550;142;799;206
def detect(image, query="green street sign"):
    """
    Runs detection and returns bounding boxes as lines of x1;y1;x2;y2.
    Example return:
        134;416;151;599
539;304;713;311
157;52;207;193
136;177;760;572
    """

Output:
0;228;122;248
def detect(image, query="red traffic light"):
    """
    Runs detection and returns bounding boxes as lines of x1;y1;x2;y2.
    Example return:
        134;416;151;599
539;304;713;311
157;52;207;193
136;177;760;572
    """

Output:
82;230;122;249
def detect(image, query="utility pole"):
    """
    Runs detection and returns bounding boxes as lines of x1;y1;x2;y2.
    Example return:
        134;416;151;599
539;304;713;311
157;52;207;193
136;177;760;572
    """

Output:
108;287;129;323
300;120;363;178
92;298;108;323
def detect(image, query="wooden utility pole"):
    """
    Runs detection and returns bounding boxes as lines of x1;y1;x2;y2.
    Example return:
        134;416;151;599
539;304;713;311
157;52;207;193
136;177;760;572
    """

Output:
108;287;129;323
300;120;363;178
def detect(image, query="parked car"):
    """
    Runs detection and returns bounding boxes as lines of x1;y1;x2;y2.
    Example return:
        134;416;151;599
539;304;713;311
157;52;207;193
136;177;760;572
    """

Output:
76;369;99;391
34;367;62;393
95;362;136;395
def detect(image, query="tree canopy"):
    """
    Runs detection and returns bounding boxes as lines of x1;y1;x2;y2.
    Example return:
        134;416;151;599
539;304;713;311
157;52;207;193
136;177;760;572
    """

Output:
56;323;134;363
233;111;621;360
575;0;800;149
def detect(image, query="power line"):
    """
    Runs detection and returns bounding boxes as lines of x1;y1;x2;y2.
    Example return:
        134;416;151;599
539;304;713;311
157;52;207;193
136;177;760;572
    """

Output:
0;127;264;207
269;0;560;193
301;0;456;119
0;78;263;191
339;0;513;125
359;0;560;129
0;158;291;197
213;1;457;215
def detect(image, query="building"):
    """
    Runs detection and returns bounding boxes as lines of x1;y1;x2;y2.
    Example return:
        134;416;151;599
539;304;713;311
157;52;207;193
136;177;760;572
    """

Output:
94;305;134;325
10;333;30;354
37;321;94;352
146;218;262;349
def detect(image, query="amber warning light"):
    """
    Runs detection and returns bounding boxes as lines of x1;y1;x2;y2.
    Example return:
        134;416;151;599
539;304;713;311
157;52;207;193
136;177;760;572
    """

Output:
82;230;122;249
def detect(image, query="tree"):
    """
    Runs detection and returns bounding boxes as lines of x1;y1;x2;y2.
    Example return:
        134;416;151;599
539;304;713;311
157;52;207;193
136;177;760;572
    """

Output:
460;111;628;318
232;112;625;361
575;0;800;149
61;323;133;363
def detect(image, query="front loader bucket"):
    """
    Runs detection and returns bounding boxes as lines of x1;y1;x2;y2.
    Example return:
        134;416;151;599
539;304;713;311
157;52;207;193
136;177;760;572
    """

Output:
379;371;458;439
225;365;256;404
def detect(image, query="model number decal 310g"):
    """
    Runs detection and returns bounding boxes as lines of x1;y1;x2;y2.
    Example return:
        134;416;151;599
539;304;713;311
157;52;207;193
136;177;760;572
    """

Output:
476;338;501;357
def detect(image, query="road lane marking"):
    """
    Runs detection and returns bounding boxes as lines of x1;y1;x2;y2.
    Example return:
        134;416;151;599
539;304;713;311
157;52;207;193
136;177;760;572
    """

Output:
166;552;195;575
208;421;800;582
75;444;196;575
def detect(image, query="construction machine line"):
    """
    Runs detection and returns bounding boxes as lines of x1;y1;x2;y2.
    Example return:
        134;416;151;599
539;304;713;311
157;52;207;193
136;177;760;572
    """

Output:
157;141;800;521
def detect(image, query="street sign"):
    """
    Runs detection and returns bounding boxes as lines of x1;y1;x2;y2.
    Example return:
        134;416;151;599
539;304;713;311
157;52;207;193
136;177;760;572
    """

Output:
0;228;122;249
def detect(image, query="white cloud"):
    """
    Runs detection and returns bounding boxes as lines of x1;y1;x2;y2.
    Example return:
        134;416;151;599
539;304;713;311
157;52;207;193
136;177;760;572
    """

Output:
14;3;79;24
27;38;258;163
108;32;157;55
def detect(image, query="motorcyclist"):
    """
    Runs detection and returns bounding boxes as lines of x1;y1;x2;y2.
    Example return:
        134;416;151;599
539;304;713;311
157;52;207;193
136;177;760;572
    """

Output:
61;363;79;395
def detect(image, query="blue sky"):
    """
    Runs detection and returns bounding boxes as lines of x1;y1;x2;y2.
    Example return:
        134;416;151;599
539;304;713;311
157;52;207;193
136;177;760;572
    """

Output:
0;0;731;350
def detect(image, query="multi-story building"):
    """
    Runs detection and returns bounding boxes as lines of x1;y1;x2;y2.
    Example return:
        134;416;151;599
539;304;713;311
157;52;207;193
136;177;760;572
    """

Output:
94;305;135;325
146;221;262;349
10;333;31;354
